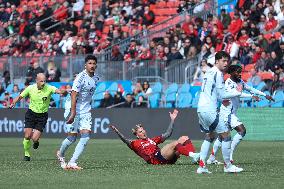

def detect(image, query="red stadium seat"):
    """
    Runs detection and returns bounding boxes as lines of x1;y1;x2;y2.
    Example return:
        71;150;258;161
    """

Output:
121;26;130;33
104;18;115;26
154;16;168;23
102;26;110;34
241;72;252;82
166;1;177;8
244;64;255;72
156;1;167;8
258;72;274;80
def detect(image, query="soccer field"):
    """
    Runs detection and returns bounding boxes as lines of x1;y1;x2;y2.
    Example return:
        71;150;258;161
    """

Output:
0;138;283;189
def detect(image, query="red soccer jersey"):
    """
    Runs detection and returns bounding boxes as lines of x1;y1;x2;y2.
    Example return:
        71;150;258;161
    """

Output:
130;136;164;163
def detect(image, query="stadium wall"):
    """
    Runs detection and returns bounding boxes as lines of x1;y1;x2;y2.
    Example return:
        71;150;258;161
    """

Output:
0;108;283;140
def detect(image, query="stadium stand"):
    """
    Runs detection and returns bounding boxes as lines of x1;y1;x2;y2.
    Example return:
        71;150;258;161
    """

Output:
0;0;283;108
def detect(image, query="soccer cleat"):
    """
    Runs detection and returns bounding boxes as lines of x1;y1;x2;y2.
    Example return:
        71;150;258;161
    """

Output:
197;167;212;174
207;159;223;165
33;141;39;149
207;155;223;165
56;151;67;169
65;162;83;170
224;164;243;173
23;156;30;161
190;153;200;164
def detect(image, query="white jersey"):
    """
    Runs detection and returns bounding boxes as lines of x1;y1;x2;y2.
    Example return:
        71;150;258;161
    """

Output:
197;66;224;113
220;78;266;115
72;70;100;115
64;93;71;119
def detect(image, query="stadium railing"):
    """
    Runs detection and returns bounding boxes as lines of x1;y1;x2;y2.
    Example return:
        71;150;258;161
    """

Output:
1;55;200;84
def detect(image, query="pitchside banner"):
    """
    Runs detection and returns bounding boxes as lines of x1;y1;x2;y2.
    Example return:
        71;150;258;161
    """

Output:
0;109;203;139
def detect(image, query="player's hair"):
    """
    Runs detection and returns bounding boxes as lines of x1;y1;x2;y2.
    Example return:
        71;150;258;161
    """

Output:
85;55;97;64
132;124;143;135
215;51;230;61
227;60;242;74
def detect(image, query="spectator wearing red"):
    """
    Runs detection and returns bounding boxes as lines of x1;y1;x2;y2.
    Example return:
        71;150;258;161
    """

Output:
215;35;225;52
237;28;249;47
142;6;155;26
54;2;69;21
228;13;243;36
265;12;278;32
252;46;263;64
138;47;152;60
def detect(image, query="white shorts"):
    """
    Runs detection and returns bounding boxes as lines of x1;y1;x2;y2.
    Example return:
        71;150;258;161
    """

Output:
66;113;92;133
223;113;243;129
198;111;229;134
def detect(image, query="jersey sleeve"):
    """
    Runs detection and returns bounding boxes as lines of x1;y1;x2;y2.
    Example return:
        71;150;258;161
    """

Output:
72;73;84;92
20;85;31;98
48;85;57;94
151;136;163;144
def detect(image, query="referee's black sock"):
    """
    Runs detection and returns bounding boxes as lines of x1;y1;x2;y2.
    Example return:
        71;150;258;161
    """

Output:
33;141;39;149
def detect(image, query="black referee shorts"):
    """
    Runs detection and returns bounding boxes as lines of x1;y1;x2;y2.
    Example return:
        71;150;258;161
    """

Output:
24;109;48;132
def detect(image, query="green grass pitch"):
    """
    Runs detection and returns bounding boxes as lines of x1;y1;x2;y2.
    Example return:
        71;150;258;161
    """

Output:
0;138;284;189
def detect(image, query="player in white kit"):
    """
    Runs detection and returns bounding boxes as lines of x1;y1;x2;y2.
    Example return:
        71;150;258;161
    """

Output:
56;55;100;170
197;51;244;174
207;61;274;164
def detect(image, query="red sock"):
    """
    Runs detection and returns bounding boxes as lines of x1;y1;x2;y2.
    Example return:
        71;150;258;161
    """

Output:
183;139;196;153
211;149;215;156
175;143;195;156
199;160;205;167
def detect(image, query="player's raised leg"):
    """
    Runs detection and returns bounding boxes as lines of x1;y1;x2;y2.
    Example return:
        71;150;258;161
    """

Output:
230;124;246;163
57;133;77;168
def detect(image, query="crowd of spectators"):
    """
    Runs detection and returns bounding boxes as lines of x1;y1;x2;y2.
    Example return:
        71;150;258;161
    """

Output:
1;0;284;108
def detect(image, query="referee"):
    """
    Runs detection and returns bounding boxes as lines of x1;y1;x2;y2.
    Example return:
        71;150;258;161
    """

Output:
10;73;66;161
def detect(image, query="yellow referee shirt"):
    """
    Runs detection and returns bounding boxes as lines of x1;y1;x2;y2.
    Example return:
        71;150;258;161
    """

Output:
20;84;57;113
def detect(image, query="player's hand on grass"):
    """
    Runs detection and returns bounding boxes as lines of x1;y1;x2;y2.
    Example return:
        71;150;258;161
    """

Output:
265;95;274;102
252;96;260;102
169;109;178;121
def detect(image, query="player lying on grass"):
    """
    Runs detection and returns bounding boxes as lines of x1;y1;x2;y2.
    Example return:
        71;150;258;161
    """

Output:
207;61;274;165
109;109;200;165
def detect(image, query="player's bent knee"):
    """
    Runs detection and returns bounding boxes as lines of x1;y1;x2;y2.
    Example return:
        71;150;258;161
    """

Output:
239;129;246;137
205;135;214;143
67;135;77;143
222;136;232;142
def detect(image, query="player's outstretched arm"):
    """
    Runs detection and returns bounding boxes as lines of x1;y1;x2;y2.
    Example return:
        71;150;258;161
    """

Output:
66;90;78;124
109;125;132;147
161;109;178;140
244;84;274;101
9;95;23;109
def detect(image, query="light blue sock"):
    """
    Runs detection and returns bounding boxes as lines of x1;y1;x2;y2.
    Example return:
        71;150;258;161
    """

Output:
199;139;211;167
212;137;222;156
69;133;90;163
221;136;232;166
59;136;76;157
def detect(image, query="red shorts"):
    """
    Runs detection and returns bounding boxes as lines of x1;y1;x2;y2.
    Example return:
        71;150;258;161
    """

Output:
148;151;179;165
